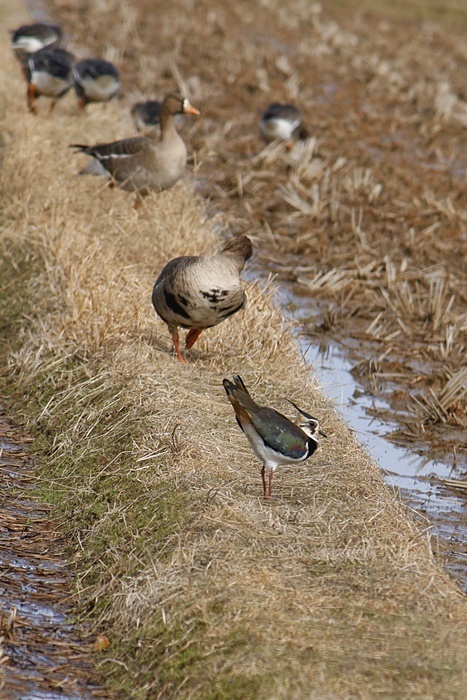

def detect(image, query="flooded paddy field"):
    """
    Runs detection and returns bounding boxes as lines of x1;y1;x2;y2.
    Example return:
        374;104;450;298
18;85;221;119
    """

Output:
283;285;467;589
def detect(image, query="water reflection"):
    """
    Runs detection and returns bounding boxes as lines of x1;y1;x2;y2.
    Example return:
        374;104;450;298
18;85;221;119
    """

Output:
301;334;467;590
0;423;105;699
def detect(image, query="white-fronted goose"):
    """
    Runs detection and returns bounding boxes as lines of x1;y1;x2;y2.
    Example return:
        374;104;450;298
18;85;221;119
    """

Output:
71;93;199;197
152;236;253;362
25;46;74;114
131;100;162;131
73;58;120;109
260;103;309;147
11;22;62;62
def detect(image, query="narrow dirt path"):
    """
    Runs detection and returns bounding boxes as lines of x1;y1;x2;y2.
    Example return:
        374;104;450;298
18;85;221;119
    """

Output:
0;416;109;699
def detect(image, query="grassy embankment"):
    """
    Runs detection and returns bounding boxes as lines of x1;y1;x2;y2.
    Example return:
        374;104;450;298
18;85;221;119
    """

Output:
1;1;467;698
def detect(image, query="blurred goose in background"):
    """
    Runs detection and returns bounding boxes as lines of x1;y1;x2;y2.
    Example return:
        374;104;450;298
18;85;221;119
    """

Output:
25;46;74;114
152;236;253;362
223;374;326;500
11;22;62;63
260;103;309;147
73;58;120;109
71;93;199;202
131;100;162;131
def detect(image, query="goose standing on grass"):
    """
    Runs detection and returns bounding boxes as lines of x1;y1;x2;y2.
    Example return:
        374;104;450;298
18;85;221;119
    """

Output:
131;100;162;131
152;236;253;362
11;22;62;63
260;103;309;147
73;58;120;109
223;375;327;500
25;46;74;114
71;93;200;202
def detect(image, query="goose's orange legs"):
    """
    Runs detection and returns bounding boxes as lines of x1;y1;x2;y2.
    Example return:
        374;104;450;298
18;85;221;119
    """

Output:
171;331;184;362
185;328;203;349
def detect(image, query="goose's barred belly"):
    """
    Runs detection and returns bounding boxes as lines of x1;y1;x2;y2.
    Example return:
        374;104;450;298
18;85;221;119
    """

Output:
162;282;245;329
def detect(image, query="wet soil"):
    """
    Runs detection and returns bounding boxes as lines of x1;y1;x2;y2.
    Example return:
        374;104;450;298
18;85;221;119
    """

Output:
0;416;109;699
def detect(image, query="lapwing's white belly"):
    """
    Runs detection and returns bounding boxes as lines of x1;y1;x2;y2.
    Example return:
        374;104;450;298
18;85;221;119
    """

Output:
242;422;307;473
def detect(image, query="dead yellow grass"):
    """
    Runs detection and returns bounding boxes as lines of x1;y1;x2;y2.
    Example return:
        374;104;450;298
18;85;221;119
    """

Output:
1;1;467;698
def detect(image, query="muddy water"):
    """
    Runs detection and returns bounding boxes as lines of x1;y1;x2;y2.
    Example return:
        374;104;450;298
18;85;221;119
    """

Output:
280;286;467;591
0;417;108;699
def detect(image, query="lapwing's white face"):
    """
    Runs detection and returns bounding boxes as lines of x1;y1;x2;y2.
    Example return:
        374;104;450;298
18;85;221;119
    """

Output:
299;418;320;441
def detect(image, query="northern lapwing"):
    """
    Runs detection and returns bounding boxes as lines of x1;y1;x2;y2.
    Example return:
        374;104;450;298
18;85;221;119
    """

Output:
223;375;326;500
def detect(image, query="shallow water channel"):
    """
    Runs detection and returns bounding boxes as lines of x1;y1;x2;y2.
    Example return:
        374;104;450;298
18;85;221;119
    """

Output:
0;418;107;699
280;284;467;592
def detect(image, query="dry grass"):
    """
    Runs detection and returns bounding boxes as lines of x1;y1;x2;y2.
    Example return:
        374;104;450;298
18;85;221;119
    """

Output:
1;1;467;698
